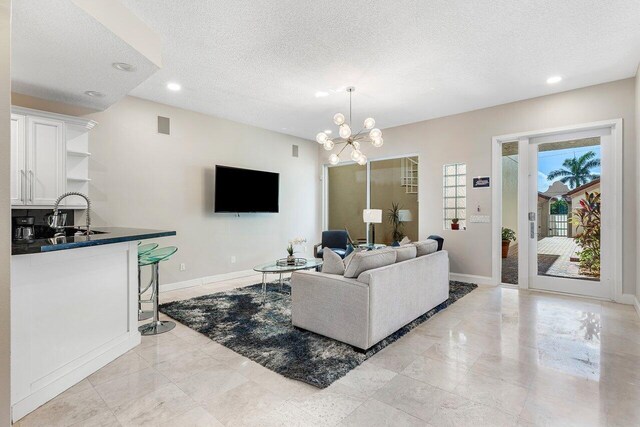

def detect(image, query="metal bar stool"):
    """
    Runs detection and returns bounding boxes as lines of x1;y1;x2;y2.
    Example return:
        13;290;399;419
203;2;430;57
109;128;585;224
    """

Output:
138;243;159;321
138;246;178;336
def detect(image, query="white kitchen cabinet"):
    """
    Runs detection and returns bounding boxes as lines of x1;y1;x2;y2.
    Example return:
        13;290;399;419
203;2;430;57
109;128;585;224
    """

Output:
26;116;65;206
11;107;96;208
10;114;25;205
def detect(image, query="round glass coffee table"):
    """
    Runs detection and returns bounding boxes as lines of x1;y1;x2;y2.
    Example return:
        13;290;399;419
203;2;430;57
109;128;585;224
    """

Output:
253;258;323;303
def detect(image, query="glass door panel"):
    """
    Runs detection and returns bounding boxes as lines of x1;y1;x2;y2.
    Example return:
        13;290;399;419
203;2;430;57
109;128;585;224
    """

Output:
528;135;608;298
327;163;367;243
370;157;419;245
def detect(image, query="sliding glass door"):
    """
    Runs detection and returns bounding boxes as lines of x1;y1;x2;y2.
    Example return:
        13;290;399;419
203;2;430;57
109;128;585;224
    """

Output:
326;156;419;245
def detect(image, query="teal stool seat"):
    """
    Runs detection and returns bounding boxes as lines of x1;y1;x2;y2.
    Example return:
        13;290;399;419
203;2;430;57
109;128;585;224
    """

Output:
138;246;178;336
138;243;159;257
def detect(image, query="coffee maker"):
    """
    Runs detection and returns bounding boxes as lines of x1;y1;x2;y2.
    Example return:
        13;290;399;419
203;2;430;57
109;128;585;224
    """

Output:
13;216;35;242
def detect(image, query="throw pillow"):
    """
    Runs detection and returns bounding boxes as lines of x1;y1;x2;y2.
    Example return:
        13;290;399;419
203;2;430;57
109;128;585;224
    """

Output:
394;244;417;262
343;248;397;278
322;248;345;275
414;239;438;257
400;236;411;245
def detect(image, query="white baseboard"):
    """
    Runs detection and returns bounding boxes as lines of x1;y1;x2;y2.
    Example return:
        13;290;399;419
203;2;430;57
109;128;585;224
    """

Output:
449;273;494;286
160;269;257;292
617;293;636;305
634;296;640;320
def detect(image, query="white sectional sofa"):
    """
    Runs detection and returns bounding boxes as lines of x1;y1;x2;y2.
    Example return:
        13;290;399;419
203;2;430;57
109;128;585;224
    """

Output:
291;241;449;350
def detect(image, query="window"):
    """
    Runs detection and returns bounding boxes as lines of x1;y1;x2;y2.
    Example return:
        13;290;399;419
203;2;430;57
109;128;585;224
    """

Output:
443;163;466;230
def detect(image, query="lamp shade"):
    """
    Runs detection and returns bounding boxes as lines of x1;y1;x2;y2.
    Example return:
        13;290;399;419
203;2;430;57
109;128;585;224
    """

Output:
398;209;413;222
363;209;383;224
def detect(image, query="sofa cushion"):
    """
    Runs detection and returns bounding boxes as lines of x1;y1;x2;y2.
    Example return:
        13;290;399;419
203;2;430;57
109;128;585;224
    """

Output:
394;244;417;262
321;248;345;275
344;248;397;278
317;247;346;259
414;239;438;257
356;270;372;285
400;236;411;245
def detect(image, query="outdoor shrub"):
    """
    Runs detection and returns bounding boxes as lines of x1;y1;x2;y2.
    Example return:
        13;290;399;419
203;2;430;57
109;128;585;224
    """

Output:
572;191;600;277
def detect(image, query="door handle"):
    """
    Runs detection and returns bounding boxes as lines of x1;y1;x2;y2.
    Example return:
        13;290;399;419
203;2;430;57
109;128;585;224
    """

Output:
28;170;34;203
20;170;25;203
530;222;535;239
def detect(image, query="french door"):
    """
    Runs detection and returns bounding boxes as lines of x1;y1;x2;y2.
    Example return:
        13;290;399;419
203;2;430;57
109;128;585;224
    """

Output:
523;126;614;299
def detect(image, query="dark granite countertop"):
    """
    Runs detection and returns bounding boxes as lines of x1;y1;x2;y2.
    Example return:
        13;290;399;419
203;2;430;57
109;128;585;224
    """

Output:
12;227;176;255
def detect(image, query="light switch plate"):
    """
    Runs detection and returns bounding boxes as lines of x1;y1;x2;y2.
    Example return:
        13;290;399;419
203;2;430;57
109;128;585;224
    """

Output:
469;215;490;223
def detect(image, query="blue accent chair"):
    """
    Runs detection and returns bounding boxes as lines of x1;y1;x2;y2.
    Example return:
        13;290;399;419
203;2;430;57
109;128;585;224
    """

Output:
314;230;349;259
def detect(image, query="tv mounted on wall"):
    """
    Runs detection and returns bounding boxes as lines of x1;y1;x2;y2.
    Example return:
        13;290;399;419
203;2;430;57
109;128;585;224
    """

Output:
214;165;279;213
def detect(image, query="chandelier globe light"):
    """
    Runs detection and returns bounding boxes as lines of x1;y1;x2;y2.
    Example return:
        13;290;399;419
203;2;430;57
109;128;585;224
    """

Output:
316;87;383;166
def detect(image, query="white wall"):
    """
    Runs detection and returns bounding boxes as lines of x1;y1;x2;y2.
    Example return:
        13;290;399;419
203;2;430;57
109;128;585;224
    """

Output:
636;64;640;305
13;95;321;286
0;0;10;423
320;78;637;294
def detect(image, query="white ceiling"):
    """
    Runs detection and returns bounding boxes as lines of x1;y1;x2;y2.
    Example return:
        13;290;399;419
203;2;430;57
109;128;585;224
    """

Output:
11;0;159;110
19;1;640;139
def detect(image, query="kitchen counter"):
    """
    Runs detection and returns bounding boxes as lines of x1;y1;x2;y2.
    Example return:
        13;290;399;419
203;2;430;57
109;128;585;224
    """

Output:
11;227;176;255
11;229;175;421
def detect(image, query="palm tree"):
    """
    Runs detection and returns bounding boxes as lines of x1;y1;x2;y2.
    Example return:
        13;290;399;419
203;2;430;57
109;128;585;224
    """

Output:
547;151;600;189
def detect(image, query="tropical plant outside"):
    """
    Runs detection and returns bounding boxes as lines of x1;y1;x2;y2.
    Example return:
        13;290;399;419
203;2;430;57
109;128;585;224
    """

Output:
502;227;516;242
572;191;600;277
550;199;569;215
547;151;600;189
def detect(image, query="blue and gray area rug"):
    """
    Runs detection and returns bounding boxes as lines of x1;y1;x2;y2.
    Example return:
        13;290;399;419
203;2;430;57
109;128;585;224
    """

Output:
159;280;476;388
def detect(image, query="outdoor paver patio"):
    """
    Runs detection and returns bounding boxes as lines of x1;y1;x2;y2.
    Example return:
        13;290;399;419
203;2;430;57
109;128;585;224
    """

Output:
501;237;597;284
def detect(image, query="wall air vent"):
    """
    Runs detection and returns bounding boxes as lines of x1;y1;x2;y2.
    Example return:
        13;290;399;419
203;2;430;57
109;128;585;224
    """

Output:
158;116;170;135
292;144;299;157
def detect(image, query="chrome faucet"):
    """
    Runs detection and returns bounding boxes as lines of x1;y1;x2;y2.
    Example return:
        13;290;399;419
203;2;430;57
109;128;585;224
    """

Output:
51;192;91;235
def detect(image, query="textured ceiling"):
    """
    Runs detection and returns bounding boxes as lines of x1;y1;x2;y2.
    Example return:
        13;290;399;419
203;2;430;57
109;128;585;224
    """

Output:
11;0;159;110
19;1;640;137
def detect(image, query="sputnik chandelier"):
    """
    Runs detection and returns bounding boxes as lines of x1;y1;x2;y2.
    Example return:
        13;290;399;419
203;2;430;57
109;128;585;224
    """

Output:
315;87;383;166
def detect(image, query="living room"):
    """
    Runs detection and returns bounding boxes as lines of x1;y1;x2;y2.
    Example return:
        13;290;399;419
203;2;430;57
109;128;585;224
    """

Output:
1;1;640;426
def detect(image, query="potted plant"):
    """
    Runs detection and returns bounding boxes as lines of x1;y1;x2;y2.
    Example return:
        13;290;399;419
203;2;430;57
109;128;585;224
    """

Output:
387;202;405;245
451;218;460;230
286;243;295;264
501;227;516;258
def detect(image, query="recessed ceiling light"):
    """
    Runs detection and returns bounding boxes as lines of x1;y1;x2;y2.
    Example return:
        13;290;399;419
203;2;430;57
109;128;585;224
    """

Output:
546;75;563;84
167;82;182;91
84;90;105;97
112;62;136;72
315;91;329;98
324;130;332;134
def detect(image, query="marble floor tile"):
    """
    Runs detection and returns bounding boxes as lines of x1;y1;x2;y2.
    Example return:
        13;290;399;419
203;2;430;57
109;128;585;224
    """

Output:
366;343;423;373
152;349;225;383
69;410;120;427
373;373;454;422
113;383;197;426
333;361;397;397
16;387;111;427
519;388;607;427
93;367;171;412
427;392;518;427
452;371;528;416
159;406;224;427
401;355;469;392
339;398;426;426
292;384;366;425
469;353;536;388
18;284;640;427
174;365;249;403
88;351;151;386
203;381;288;425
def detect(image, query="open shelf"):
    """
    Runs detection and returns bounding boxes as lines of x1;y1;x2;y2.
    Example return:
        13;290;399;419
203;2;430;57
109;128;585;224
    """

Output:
67;177;91;182
67;150;91;157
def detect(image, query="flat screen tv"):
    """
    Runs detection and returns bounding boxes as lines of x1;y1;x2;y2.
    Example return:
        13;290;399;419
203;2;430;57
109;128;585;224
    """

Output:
214;165;279;213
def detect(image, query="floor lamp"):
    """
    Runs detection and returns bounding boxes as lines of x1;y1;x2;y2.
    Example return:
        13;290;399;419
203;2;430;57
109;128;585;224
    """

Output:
363;209;383;245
